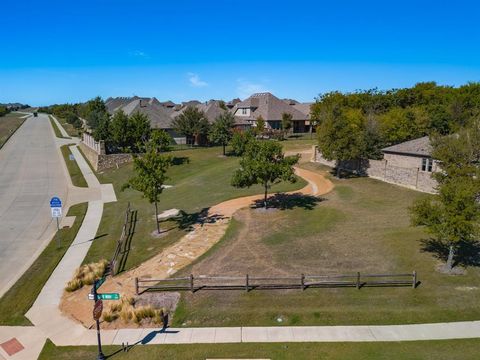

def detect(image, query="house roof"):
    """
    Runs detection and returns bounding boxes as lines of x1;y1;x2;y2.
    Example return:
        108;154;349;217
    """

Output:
105;97;174;129
234;92;307;121
292;102;313;119
382;136;432;157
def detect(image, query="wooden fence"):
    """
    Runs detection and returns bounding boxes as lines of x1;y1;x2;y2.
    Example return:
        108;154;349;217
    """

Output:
135;271;418;295
110;202;135;276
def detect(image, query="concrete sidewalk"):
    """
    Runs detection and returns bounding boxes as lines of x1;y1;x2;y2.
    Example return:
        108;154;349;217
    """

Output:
50;115;70;138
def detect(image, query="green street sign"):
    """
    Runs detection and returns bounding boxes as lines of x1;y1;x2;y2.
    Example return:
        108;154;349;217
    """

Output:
94;277;106;290
98;293;120;300
88;292;120;301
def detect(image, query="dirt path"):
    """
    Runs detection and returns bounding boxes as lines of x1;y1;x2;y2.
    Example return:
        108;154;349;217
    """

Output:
60;158;334;328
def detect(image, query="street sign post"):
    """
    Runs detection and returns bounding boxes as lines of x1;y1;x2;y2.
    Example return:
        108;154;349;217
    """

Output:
88;293;120;301
93;300;103;320
92;279;106;360
50;197;62;247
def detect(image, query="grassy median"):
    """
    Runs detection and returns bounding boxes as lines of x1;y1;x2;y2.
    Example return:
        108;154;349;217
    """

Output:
60;145;88;187
49;115;69;138
0;203;88;325
38;338;480;360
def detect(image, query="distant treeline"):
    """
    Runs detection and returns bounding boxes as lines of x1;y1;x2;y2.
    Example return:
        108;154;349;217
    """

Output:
312;81;480;159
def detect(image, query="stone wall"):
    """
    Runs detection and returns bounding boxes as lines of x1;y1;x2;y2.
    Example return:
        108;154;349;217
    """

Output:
312;146;437;193
80;134;133;171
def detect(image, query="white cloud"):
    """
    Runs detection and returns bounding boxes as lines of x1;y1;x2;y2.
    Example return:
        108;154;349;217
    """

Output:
236;78;270;99
188;73;208;88
129;50;149;58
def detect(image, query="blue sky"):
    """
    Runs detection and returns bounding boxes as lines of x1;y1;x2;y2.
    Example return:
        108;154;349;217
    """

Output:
1;0;480;105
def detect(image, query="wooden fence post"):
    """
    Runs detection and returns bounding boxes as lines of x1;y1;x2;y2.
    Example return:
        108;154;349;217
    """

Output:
301;274;305;290
412;271;417;289
135;277;139;295
245;274;249;292
190;274;194;293
356;272;360;289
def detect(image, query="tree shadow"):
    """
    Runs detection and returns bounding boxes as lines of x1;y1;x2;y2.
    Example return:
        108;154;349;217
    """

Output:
171;156;190;166
172;208;227;232
420;238;480;267
252;193;324;210
331;159;370;179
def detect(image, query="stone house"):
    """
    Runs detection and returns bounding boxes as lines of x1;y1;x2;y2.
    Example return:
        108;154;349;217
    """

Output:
313;136;438;193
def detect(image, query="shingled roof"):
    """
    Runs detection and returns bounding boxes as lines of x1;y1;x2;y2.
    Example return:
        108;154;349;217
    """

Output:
382;136;432;157
234;92;307;121
105;97;174;129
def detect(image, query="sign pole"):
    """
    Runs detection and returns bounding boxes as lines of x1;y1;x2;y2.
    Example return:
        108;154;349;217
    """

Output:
93;280;106;360
56;217;60;247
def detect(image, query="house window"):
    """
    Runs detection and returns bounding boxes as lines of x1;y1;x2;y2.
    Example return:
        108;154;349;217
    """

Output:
241;108;247;115
421;158;433;172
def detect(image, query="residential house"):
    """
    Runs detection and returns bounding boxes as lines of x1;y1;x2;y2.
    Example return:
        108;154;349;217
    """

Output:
313;136;438;193
233;92;310;133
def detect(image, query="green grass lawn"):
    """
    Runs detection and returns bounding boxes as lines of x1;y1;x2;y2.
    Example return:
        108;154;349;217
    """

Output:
83;146;306;272
56;116;81;137
38;338;480;360
172;162;480;327
60;145;87;187
0;203;88;325
49;115;68;138
0;112;27;149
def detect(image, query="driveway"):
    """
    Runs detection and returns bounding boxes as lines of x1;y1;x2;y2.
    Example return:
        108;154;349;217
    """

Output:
0;113;68;297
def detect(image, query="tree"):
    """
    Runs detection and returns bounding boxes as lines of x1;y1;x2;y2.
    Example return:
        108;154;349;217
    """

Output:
92;112;111;142
410;122;480;271
317;109;367;177
255;116;266;135
230;129;255;156
231;140;300;209
129;111;151;152
209;112;235;155
84;97;107;130
281;112;293;137
123;150;172;234
110;110;131;151
172;106;209;146
148;130;171;153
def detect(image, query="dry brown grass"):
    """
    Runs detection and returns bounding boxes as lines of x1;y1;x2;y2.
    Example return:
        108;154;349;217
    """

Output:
65;259;109;292
102;296;165;325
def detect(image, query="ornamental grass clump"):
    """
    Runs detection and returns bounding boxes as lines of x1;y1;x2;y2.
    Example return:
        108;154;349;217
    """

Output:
65;259;109;292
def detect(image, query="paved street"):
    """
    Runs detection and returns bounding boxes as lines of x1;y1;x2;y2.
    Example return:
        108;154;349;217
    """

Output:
0;114;68;297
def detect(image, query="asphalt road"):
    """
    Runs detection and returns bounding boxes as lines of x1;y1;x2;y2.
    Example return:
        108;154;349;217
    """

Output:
0;113;68;297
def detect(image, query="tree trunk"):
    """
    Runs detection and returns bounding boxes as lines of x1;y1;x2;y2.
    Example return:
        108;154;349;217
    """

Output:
222;143;226;156
310;124;313;139
446;244;455;271
336;165;341;178
264;184;268;209
154;199;160;234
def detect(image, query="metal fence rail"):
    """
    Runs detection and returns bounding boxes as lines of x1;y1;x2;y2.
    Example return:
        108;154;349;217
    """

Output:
135;271;418;294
